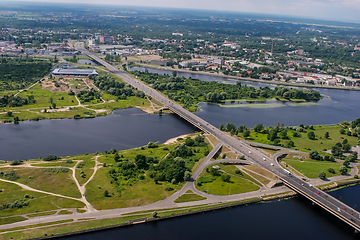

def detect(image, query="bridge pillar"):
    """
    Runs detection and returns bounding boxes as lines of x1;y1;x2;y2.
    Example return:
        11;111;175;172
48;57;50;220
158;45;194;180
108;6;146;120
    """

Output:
312;202;316;206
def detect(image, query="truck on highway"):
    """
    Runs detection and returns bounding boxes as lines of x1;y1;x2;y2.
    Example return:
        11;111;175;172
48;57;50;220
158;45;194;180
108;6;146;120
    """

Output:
283;169;291;175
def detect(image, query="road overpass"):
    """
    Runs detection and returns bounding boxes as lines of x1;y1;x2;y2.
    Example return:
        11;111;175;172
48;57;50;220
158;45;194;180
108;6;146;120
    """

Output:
81;47;360;232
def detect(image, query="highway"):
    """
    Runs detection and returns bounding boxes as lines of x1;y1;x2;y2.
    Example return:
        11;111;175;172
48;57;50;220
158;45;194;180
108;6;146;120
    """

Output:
79;45;360;232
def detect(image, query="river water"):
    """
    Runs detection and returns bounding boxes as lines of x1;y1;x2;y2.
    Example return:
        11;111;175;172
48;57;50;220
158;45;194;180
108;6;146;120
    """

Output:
0;108;196;161
130;67;360;128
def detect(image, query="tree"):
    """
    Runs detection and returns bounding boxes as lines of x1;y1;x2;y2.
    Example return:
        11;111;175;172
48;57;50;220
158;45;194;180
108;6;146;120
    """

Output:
339;129;345;134
318;171;326;179
219;124;225;131
343;160;350;168
286;140;295;148
254;124;264;133
347;152;358;162
172;71;177;77
279;129;288;139
6;111;12;117
13;116;19;124
342;143;351;152
114;152;120;162
152;211;158;218
104;190;109;197
328;168;335;174
324;132;329;139
185;137;194;146
183;171;191;181
331;145;342;156
307;131;315;140
243;130;250;138
267;128;277;141
221;174;231;182
339;166;348;175
309;151;322;160
209;167;220;176
52;102;56;109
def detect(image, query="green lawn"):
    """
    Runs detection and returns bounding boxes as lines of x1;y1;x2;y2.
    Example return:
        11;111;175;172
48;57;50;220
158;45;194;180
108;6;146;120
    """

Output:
174;192;207;203
31;161;76;168
0;181;84;217
244;125;358;152
85;168;180;210
282;159;344;178
0;216;27;225
196;164;260;195
0;168;81;198
75;160;95;186
27;211;57;218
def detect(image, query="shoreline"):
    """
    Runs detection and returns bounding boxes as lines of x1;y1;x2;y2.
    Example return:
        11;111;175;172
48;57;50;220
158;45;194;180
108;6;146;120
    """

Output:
29;180;360;240
135;64;360;91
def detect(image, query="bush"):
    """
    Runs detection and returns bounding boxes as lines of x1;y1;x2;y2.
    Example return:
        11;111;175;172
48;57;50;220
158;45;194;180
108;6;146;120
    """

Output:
10;160;23;166
319;171;326;179
221;174;231;182
339;166;348;175
165;187;174;191
104;190;109;197
355;175;359;179
328;168;335;174
43;155;60;161
235;170;243;175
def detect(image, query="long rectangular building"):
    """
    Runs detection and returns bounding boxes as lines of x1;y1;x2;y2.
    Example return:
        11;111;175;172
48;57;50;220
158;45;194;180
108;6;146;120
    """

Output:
52;68;98;77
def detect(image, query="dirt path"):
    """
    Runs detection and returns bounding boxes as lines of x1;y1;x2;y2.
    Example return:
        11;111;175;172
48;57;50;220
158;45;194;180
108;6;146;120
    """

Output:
0;178;82;203
70;161;97;212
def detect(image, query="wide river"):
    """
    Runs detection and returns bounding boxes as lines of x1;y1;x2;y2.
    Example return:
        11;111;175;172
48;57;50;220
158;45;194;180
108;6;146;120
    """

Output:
1;67;360;239
131;67;360;127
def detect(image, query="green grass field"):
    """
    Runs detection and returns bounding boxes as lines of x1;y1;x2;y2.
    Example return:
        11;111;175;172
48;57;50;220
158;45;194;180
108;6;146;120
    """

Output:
75;160;95;186
196;164;260;195
282;159;343;178
0;168;81;198
0;181;84;217
85;168;180;209
174;192;206;203
0;216;27;225
244;125;358;152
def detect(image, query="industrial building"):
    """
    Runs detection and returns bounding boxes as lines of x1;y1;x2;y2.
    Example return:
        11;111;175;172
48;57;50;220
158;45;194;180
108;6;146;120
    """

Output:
52;68;98;77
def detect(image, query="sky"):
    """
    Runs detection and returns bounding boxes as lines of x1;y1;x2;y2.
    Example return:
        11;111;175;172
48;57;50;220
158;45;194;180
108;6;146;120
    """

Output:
10;0;360;23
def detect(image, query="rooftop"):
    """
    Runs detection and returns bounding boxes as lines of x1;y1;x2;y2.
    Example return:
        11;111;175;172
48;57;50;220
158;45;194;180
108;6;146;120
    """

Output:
52;68;98;75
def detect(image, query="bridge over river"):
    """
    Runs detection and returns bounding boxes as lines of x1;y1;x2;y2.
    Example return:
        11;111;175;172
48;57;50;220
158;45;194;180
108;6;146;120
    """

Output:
81;46;360;232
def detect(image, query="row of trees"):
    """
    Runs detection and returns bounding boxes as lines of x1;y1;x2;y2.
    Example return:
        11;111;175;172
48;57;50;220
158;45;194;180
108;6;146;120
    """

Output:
132;71;322;110
92;75;140;99
0;95;33;108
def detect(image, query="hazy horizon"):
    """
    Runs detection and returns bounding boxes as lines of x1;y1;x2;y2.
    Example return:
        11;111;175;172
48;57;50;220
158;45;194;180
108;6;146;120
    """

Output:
5;0;360;24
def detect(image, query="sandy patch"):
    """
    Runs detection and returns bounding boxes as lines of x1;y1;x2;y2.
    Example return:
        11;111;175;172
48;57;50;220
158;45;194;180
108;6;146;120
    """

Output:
164;134;191;145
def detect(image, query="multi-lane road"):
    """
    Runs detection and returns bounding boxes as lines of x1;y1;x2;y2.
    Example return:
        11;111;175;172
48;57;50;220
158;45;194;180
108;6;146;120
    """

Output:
80;45;360;231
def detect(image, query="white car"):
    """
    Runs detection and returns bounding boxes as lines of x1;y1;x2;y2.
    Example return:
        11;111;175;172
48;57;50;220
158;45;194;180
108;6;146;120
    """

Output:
249;151;251;154
263;157;266;161
270;163;274;166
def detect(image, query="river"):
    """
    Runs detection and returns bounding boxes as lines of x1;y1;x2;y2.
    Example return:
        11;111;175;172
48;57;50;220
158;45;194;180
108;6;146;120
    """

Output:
0;108;196;161
130;67;360;128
